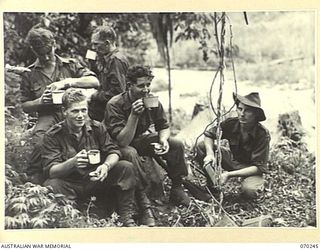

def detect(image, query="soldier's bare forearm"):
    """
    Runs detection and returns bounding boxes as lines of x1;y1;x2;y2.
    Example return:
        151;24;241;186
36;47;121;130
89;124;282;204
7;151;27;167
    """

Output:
21;98;45;113
116;112;139;147
48;157;77;179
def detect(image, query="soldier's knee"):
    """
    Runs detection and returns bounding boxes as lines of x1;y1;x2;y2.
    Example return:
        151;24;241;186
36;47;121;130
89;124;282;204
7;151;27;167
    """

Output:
116;160;136;189
241;176;264;199
121;146;139;160
117;160;135;175
43;178;64;193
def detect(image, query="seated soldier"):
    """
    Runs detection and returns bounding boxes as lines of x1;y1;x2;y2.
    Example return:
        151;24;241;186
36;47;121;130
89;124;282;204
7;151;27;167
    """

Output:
41;88;137;227
196;92;271;199
21;27;99;184
104;65;191;206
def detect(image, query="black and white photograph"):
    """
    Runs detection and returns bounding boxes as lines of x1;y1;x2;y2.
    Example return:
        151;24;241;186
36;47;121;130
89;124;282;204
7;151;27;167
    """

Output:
3;10;316;234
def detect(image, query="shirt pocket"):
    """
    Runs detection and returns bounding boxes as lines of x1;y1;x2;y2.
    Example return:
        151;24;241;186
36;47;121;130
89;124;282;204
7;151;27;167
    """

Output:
228;137;239;146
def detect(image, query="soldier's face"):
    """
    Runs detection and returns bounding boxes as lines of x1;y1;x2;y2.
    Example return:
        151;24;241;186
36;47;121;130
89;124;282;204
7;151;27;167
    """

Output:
64;101;88;131
33;45;56;65
130;77;153;99
91;34;111;56
237;102;257;125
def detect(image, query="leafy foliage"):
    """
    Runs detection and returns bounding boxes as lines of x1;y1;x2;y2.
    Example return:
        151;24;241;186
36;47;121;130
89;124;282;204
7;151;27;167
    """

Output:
5;173;120;229
4;13;153;67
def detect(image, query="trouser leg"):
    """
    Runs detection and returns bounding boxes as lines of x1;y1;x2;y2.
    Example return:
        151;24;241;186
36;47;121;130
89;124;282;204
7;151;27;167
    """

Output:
119;146;155;225
195;141;264;198
43;178;83;200
132;134;190;207
87;160;137;226
120;146;151;208
110;160;136;226
161;137;188;186
194;140;207;167
132;134;188;185
120;146;148;187
195;140;248;171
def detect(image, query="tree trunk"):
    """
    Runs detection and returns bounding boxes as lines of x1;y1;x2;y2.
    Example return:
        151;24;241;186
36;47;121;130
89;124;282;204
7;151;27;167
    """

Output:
165;44;172;123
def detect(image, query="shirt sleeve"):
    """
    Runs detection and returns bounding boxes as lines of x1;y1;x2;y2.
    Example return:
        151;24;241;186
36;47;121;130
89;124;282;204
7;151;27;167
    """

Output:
41;134;64;178
250;132;270;173
96;123;121;158
106;58;127;95
204;118;231;139
153;103;170;132
68;59;96;78
20;72;33;103
105;101;128;140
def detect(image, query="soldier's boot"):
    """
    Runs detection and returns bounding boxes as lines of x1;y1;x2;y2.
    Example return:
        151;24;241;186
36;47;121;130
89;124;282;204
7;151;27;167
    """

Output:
116;188;137;227
136;188;156;227
169;178;191;207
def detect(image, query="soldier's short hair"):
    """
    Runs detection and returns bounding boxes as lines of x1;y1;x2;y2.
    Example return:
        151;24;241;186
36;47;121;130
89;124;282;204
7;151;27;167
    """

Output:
26;27;55;51
91;25;117;43
126;65;154;86
62;88;87;109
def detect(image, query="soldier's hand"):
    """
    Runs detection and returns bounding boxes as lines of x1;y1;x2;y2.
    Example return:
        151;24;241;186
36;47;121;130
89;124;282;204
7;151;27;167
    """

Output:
203;154;215;167
131;99;145;115
89;163;109;182
75;149;89;168
40;89;53;104
157;139;170;155
220;172;230;185
5;64;31;74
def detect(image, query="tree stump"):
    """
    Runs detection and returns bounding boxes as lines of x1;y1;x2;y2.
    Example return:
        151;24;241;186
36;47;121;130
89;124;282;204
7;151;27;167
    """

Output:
277;111;304;143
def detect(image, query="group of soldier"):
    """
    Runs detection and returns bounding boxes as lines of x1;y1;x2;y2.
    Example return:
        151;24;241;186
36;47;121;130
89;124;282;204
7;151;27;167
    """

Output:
19;25;270;227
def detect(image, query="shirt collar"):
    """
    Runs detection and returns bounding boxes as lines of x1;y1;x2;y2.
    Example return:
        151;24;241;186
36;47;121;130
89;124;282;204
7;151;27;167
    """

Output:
102;48;119;62
62;119;93;136
33;54;66;69
232;118;258;138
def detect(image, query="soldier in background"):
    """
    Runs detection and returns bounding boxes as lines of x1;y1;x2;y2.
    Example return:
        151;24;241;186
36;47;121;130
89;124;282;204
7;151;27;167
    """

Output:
88;25;129;122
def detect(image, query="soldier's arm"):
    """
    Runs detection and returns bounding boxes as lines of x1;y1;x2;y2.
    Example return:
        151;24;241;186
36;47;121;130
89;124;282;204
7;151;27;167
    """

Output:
48;59;100;90
48;157;78;178
116;111;140;147
21;88;53;113
115;99;145;147
48;75;99;90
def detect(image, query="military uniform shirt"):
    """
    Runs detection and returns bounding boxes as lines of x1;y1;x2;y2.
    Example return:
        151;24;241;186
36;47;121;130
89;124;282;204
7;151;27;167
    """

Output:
20;55;96;116
41;119;121;180
204;117;270;173
105;91;169;140
92;49;129;103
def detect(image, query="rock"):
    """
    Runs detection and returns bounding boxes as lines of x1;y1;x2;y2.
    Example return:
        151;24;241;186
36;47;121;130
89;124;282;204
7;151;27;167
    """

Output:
214;214;238;227
241;215;273;227
277;111;304;143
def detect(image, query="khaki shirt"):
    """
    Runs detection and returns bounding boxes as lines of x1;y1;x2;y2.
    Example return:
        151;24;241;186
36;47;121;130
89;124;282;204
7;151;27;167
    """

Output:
20;55;95;116
92;49;129;103
105;91;170;140
41;119;121;180
204;117;270;173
